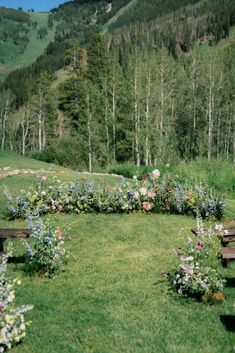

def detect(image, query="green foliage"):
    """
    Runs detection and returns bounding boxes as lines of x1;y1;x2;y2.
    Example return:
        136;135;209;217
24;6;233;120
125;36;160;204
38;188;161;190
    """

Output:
107;0;201;32
32;137;86;170
107;158;235;197
0;7;30;23
107;0;235;57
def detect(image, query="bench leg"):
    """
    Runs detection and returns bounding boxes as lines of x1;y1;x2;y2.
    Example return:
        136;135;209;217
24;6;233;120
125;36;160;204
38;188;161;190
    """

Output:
0;239;4;252
222;258;229;268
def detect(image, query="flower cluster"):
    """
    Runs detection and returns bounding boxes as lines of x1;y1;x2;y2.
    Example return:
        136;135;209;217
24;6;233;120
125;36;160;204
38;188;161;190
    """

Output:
6;171;225;220
24;217;68;278
0;247;33;352
168;215;225;301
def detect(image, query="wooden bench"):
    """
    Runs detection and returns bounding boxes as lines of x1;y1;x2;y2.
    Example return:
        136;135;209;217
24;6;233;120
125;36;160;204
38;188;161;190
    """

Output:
191;225;235;268
0;229;31;254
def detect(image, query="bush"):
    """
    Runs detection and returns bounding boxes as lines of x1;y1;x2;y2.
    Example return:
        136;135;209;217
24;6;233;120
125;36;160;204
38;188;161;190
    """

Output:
32;136;86;170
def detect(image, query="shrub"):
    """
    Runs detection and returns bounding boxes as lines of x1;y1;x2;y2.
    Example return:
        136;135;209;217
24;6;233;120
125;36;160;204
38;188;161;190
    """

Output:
32;136;86;170
0;246;33;352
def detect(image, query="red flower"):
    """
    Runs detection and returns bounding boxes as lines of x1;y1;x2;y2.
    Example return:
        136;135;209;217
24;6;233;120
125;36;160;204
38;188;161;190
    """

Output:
142;173;149;181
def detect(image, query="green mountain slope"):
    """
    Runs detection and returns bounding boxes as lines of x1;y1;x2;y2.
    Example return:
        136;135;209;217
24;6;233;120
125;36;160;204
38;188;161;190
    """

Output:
0;8;56;81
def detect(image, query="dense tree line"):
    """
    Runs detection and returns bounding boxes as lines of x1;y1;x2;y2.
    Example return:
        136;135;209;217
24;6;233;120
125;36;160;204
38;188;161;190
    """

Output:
1;35;234;169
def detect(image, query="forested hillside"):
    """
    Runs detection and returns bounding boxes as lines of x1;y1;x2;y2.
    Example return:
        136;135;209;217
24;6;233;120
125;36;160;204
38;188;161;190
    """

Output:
0;0;235;171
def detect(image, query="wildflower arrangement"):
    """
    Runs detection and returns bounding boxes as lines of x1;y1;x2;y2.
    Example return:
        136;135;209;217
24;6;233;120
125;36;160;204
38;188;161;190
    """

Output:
6;171;225;220
24;217;68;278
168;214;225;302
0;246;33;352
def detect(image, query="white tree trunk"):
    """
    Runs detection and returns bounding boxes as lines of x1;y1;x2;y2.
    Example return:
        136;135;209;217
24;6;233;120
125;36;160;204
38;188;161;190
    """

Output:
1;99;9;151
86;92;92;173
112;81;116;161
145;72;151;166
207;63;215;161
134;66;140;166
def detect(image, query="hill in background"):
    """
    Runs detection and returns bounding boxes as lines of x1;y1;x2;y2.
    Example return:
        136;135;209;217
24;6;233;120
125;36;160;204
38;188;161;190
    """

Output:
0;7;56;81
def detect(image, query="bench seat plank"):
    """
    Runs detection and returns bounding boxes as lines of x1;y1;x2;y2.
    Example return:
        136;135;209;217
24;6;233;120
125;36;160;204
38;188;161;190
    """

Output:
221;247;235;267
0;229;31;253
0;229;31;238
221;247;235;259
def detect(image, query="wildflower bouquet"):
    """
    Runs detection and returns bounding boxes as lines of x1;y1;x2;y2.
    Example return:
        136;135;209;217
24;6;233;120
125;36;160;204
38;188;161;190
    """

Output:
168;215;225;301
25;217;68;278
0;247;33;352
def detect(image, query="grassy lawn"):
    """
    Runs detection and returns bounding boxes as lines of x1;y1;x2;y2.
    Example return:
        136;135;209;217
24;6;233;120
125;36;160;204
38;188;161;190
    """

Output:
1;153;235;353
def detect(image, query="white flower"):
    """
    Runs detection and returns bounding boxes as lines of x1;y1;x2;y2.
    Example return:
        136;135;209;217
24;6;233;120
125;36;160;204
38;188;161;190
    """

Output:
139;188;147;196
133;191;139;200
215;223;223;232
152;169;160;180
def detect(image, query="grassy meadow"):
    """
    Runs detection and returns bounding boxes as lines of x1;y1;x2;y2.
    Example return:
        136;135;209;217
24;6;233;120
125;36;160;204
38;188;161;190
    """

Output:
1;152;235;353
0;12;55;81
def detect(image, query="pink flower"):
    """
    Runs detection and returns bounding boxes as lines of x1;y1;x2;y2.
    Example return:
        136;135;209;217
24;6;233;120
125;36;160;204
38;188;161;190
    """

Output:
143;202;154;211
0;303;4;310
182;265;191;273
148;191;156;198
167;187;173;193
41;176;47;181
195;242;204;249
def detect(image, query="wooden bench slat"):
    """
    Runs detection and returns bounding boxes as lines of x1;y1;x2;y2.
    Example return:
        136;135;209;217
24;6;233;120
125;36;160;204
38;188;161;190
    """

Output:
221;247;235;259
0;229;31;239
223;235;235;243
0;229;31;253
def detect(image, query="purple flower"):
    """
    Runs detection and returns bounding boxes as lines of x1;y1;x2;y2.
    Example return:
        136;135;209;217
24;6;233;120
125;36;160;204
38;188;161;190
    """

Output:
167;187;173;193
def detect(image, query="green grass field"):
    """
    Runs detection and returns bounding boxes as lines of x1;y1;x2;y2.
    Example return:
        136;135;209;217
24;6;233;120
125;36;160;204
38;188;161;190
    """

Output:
0;12;55;81
1;152;235;353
